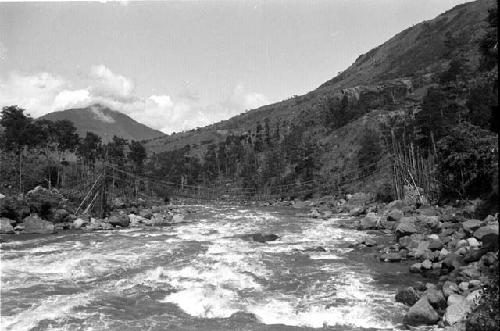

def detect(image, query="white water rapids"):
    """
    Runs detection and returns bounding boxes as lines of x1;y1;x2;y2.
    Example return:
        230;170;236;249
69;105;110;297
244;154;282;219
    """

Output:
0;205;418;331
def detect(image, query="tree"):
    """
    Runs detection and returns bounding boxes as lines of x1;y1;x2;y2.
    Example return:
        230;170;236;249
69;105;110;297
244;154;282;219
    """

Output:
436;122;497;199
107;135;128;165
128;141;147;173
77;132;103;168
0;106;44;192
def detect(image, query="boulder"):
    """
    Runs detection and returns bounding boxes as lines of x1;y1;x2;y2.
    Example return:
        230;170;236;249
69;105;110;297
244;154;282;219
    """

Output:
25;186;64;214
404;296;439;326
0;196;30;222
363;238;377;247
395;217;418;239
359;213;379;230
417;215;441;231
439;248;450;260
379;252;403;262
462;219;482;233
442;281;460;298
52;208;69;223
0;218;15;234
421;259;433;270
129;214;147;226
22;214;56;234
447;294;465;306
413;240;430;259
481;233;499;252
139;209;153;219
473;225;498;240
428;238;444;251
399;236;419;249
387;209;403;223
251;233;279;243
442;253;464;270
443;291;480;325
425;285;447;310
348;207;365;216
73;218;89;229
108;214;130;228
466;238;480;248
395;287;420;306
410;263;422;273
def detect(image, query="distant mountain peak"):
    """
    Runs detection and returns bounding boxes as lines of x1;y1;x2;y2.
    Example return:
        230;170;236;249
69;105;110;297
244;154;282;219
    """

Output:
39;105;164;143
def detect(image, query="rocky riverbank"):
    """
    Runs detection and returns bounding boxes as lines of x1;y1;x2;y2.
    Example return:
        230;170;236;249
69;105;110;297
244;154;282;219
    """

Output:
0;186;194;237
289;193;499;330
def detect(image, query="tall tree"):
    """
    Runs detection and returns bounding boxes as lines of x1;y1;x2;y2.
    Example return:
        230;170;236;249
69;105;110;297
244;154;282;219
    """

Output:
0;106;43;192
128;140;147;173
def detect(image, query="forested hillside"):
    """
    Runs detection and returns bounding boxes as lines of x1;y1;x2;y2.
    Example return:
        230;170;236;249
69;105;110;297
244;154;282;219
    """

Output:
143;0;498;206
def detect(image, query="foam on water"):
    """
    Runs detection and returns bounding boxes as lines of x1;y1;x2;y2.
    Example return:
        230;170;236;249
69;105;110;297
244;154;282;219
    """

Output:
1;205;406;330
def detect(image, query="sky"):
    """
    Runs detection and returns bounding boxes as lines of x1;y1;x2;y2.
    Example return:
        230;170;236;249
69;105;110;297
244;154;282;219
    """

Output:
0;0;471;134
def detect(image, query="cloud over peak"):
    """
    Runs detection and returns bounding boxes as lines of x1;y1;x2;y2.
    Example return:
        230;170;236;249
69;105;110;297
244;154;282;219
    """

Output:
0;65;270;134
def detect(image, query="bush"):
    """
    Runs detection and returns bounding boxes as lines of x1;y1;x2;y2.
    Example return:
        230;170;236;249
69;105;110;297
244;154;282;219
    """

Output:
437;122;497;199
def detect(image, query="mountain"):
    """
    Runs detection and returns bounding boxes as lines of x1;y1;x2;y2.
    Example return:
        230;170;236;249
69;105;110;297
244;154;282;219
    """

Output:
144;0;495;155
144;0;497;201
40;104;165;143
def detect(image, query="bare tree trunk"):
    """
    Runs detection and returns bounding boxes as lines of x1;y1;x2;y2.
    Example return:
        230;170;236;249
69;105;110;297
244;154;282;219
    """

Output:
18;150;22;193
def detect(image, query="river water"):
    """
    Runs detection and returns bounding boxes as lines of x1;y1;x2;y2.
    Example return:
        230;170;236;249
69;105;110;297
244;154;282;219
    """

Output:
1;205;421;331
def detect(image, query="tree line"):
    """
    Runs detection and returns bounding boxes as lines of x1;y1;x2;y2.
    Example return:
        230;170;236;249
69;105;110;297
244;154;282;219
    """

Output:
0;105;147;193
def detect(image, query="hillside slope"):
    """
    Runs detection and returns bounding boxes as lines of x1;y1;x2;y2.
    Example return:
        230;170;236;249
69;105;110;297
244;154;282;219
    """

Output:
145;0;494;155
144;0;497;201
40;104;165;143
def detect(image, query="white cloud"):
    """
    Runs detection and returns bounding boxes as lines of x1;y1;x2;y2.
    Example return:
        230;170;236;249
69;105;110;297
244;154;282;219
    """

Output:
89;64;134;100
0;67;269;134
53;89;91;110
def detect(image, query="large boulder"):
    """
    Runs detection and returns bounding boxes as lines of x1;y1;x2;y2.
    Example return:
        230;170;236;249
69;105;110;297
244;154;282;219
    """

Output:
25;186;64;215
395;287;420;306
395;217;418;239
387;209;404;223
72;218;89;229
443;291;481;325
404;296;439;326
425;285;446;310
108;214;130;228
462;219;482;233
359;213;379;230
22;214;56;234
473;224;498;240
0;196;30;222
0;218;15;234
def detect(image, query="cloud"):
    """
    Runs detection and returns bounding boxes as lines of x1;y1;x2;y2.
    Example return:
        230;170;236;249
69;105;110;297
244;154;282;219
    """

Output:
89;64;134;101
0;66;269;134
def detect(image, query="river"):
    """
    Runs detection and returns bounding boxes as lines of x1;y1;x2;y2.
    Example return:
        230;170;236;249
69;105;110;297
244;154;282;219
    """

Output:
0;204;422;331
